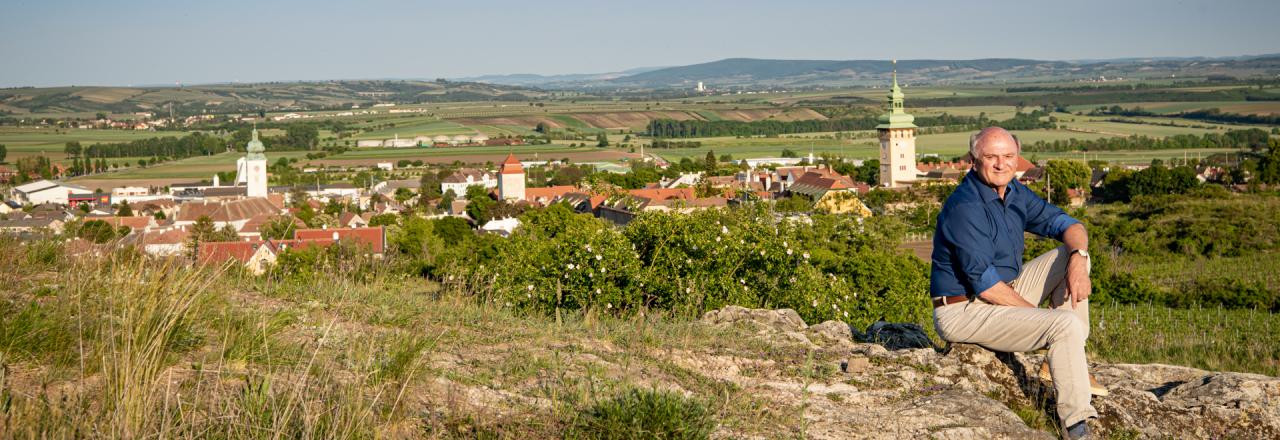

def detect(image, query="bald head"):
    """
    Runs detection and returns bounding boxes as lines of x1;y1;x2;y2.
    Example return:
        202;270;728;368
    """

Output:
969;127;1022;194
969;127;1020;160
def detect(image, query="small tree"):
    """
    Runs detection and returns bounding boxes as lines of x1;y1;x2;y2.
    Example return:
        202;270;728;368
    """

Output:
116;200;133;217
596;133;610;148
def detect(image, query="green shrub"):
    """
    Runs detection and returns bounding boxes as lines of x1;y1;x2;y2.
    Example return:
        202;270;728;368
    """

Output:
566;388;715;440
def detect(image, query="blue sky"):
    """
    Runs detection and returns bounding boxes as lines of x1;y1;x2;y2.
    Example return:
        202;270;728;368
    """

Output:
1;0;1277;87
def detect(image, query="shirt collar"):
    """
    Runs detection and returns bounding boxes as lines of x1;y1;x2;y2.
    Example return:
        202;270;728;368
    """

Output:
964;170;1018;204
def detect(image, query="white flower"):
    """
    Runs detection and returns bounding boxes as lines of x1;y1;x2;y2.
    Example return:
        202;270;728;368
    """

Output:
721;225;729;234
601;268;607;274
585;244;592;251
607;302;613;309
739;278;745;284
526;293;532;298
832;304;838;310
685;287;692;293
595;288;601;294
527;285;535;291
567;263;575;270
447;275;454;281
787;249;793;255
595;254;602;261
715;237;721;242
843;295;849;301
803;252;810;259
760;250;766;256
686;258;692;264
783;241;789;248
843;311;849;318
505;302;512;307
812;299;818;307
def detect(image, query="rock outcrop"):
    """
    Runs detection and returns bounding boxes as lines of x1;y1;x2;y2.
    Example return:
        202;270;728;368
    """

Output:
699;306;1280;439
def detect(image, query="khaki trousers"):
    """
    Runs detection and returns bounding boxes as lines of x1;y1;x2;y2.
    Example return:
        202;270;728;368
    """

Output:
932;245;1097;426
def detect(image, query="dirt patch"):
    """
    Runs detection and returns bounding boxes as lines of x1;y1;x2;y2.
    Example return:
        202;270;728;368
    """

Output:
450;116;567;130
899;240;933;261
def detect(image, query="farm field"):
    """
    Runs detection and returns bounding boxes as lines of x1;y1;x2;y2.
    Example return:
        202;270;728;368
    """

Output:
0;127;198;162
1065;100;1280;115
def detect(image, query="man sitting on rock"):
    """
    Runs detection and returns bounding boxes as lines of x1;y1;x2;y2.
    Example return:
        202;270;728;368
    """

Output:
930;127;1106;439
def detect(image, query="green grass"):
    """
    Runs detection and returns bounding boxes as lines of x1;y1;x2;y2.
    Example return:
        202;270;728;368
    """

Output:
1090;302;1280;376
1118;252;1280;292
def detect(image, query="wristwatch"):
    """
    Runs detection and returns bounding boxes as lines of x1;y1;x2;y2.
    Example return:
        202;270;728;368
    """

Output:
1070;249;1090;259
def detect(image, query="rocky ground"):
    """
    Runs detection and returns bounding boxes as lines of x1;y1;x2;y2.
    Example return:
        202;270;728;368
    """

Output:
689;306;1280;439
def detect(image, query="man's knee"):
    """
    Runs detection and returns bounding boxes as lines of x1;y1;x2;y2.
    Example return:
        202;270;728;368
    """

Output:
1048;310;1086;344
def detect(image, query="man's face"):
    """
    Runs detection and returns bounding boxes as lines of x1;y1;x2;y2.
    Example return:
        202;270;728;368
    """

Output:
974;134;1020;189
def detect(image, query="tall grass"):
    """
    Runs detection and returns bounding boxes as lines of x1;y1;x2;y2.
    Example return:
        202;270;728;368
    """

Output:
1090;302;1280;376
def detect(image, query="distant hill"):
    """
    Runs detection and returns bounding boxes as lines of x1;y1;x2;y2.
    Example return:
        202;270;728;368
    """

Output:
456;66;669;88
598;56;1280;89
0;80;546;117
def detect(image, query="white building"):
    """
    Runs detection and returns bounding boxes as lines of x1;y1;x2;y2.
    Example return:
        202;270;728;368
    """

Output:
441;169;497;198
9;180;91;205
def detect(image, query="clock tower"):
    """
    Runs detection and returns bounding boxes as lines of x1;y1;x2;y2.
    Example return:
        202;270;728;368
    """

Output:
876;61;918;188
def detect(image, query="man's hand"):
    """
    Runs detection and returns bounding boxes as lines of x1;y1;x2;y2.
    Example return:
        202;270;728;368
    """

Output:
1060;223;1091;309
1066;253;1091;309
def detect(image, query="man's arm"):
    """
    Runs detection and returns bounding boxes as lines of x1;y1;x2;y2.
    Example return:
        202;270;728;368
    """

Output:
978;281;1036;307
1061;223;1091;309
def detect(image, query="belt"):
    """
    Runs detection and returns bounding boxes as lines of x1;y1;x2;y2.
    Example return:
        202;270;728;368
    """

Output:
932;296;970;308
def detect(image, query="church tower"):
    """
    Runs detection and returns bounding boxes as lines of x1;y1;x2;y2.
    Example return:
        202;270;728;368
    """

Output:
237;128;269;198
498;153;525;201
876;61;917;188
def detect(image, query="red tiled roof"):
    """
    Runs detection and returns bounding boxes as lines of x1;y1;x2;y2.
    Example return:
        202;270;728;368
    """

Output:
87;216;153;229
198;240;266;265
499;153;523;175
176;198;281;223
627;187;694;201
524;185;577;204
293;226;385;254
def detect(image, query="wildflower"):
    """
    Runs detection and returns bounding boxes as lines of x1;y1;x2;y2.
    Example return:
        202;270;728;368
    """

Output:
527;285;535;291
505;302;512;307
803;252;810;259
760;250;766;256
783;241;789;248
595;254;602;261
832;304;838;310
567;263;575;270
812;299;818;308
526;293;532;298
843;311;849;318
715;236;721;242
601;268;607;274
607;302;613;309
685;287;692;293
596;288;602;294
721;225;729;234
585;244;592;252
686;258;692;264
787;249;793;255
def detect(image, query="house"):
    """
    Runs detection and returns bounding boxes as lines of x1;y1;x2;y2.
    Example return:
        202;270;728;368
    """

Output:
293;226;387;256
787;169;868;200
0;166;16;183
338;212;369;228
174;198;285;230
441;169;497;198
239;214;307;239
198;241;279;275
121;228;190;257
0;217;65;234
86;215;155;231
523;185;578;206
813;191;873;217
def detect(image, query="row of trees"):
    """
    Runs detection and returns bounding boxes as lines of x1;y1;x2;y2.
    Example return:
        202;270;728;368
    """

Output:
1023;129;1271;152
644;112;1053;139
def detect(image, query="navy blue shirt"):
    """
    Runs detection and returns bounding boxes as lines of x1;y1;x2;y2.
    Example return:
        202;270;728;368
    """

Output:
930;171;1079;297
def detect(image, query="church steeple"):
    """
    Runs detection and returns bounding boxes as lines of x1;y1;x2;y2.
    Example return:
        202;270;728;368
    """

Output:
246;125;266;160
877;59;916;129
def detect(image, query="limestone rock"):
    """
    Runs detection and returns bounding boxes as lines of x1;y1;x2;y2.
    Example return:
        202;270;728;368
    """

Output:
700;305;807;333
806;320;854;346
